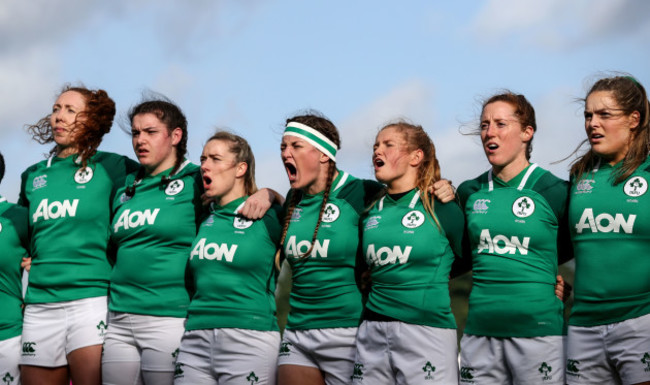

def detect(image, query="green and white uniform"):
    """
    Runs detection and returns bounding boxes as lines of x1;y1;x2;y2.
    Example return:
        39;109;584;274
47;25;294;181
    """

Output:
174;197;282;385
566;156;650;385
19;152;137;304
108;160;202;317
278;171;382;384
103;160;202;385
458;164;569;384
0;197;28;384
352;190;464;385
185;197;281;331
18;152;137;367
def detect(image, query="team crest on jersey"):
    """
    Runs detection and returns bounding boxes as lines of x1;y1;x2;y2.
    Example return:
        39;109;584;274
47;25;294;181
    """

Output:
322;203;340;223
165;179;185;196
402;210;425;228
623;176;647;197
472;199;490;213
512;196;535;218
204;214;215;226
233;215;253;229
575;179;594;194
33;175;47;190
74;167;93;184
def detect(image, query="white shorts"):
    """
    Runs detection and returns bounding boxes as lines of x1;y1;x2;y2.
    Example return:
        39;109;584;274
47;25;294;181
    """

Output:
566;313;650;385
19;296;107;367
460;334;565;385
102;312;185;385
352;321;459;385
277;327;357;385
0;335;21;385
174;328;280;385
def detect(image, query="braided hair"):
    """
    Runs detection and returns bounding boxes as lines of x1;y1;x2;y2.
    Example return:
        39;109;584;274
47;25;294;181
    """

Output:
276;113;341;268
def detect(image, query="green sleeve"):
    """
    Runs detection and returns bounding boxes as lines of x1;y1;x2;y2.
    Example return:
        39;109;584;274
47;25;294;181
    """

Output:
533;173;573;264
451;178;480;278
433;199;465;259
5;205;29;251
261;203;283;246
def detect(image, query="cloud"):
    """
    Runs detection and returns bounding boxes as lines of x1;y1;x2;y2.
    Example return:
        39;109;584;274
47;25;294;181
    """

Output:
469;0;650;50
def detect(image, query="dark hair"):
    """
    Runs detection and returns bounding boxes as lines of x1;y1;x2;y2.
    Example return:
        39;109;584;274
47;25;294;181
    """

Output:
26;85;116;167
378;121;441;226
277;111;341;264
125;98;188;197
0;152;4;184
206;131;258;195
571;75;650;184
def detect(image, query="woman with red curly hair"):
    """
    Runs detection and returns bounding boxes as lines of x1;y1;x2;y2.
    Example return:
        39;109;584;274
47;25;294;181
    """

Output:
18;86;138;385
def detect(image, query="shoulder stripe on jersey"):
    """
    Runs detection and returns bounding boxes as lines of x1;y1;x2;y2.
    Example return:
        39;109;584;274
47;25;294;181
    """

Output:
333;171;349;192
517;163;538;191
378;195;385;211
487;169;494;191
592;158;601;174
46;154;82;168
488;163;538;191
173;159;191;176
234;201;245;214
409;190;421;208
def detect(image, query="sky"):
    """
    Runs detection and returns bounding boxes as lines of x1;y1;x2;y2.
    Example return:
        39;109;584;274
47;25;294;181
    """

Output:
1;0;649;201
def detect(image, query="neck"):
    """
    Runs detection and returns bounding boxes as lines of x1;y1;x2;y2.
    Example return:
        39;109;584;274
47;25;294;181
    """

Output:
385;169;418;194
147;158;179;177
305;168;338;195
492;157;530;182
56;146;79;159
216;182;246;207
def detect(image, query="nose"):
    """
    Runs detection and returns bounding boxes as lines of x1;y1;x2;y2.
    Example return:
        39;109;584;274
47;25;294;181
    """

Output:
281;146;291;160
484;123;497;138
53;109;64;122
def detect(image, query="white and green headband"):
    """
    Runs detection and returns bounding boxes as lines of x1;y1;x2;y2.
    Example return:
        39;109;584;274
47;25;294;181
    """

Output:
283;121;338;161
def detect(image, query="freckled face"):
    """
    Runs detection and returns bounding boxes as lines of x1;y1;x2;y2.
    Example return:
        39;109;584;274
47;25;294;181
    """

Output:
480;101;531;169
372;126;412;187
50;91;87;149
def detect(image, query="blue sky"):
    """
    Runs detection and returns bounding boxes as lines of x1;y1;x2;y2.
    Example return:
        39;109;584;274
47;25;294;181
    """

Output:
1;0;649;201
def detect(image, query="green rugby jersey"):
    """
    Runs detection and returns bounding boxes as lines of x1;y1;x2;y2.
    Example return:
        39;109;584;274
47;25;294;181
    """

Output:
569;156;650;326
19;152;138;304
283;171;383;330
361;189;464;328
0;197;28;340
186;197;282;331
458;164;569;337
109;161;203;318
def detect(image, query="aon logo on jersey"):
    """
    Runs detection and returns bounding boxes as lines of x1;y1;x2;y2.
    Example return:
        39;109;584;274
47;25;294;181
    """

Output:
575;208;635;234
33;199;79;223
478;229;530;255
113;209;160;232
285;236;329;258
366;244;412;265
190;238;237;262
